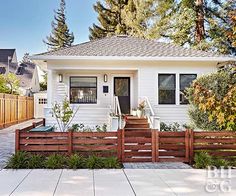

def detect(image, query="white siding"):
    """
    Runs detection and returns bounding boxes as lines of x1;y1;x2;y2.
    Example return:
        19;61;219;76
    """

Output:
46;60;217;127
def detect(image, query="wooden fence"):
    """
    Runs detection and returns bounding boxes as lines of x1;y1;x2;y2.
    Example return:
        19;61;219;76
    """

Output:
15;126;236;163
0;93;34;128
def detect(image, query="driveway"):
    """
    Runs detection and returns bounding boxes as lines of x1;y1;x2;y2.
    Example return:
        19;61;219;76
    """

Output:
0;169;235;196
0;119;43;169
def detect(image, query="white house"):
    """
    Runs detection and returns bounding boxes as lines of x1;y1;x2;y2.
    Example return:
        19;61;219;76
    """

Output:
32;36;235;129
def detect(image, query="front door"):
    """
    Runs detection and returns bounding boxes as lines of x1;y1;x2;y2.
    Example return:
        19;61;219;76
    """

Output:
114;77;130;114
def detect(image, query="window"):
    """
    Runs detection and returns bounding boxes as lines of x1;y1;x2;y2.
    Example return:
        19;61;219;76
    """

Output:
158;74;176;104
70;77;97;104
38;98;47;104
180;74;197;104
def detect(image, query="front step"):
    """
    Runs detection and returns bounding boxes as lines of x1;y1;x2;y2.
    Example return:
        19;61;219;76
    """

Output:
125;124;150;128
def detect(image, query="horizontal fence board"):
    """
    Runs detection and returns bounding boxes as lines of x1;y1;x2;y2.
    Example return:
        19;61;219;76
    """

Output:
124;158;152;162
194;144;236;150
124;137;151;143
73;139;117;144
125;131;151;137
194;138;236;143
20;132;68;138
73;145;117;151
20;145;68;151
20;139;68;145
159;137;185;143
124;144;152;151
159;151;185;157
159;144;185;150
159;132;185;137
194;132;236;137
125;152;152;157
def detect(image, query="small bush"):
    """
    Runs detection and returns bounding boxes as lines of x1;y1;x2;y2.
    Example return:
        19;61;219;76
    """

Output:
67;154;85;169
213;158;230;168
44;154;67;169
6;151;29;169
28;154;45;169
194;151;213;169
86;155;104;169
103;157;121;169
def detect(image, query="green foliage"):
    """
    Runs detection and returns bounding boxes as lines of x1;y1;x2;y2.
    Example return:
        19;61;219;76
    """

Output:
28;154;45;169
150;0;236;55
6;151;29;169
52;97;79;132
0;73;20;94
194;151;232;169
194;151;213;169
187;69;236;131
89;0;154;40
95;124;107;132
44;154;67;169
160;122;194;131
39;71;47;91
44;0;74;50
86;155;105;169
103;157;121;169
67;154;85;169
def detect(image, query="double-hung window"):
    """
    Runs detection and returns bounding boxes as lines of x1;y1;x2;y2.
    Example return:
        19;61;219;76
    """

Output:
158;74;176;104
70;77;97;104
180;74;197;104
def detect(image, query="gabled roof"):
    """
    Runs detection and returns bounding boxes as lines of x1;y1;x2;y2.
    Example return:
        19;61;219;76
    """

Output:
0;49;16;62
34;36;230;60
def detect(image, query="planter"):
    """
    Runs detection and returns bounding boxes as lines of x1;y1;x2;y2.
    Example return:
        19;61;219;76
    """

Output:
137;109;144;118
131;110;137;116
110;116;119;131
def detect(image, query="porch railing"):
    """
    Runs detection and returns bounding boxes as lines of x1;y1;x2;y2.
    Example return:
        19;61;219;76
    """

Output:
138;96;160;130
114;96;122;129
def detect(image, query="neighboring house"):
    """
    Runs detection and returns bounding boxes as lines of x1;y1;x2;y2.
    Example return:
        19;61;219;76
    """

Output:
0;49;40;96
31;36;236;128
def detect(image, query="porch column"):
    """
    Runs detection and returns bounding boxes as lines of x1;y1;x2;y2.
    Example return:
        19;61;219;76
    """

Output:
47;69;54;107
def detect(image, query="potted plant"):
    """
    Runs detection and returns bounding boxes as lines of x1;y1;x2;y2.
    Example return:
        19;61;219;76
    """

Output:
109;112;119;131
131;108;137;116
137;101;146;118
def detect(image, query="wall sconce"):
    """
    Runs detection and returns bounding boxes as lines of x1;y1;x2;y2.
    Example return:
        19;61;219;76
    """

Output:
104;74;108;83
59;74;63;83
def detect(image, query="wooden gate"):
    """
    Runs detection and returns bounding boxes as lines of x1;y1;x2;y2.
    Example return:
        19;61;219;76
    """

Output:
121;129;190;163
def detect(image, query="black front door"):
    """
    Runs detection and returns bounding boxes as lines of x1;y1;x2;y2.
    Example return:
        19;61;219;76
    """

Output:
114;77;130;114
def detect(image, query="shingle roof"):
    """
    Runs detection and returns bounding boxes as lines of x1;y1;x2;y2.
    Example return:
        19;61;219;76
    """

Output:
37;36;224;58
0;49;16;62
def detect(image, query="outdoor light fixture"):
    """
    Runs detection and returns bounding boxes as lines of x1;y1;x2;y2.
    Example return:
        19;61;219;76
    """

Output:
59;74;63;83
104;74;108;82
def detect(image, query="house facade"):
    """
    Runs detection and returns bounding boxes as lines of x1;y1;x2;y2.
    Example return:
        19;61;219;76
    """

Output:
32;36;235;129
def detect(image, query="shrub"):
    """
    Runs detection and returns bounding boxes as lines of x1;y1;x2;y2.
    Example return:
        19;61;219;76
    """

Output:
187;69;236;131
6;151;29;169
212;158;230;168
86;155;105;169
194;151;213;169
44;154;67;169
67;154;85;169
28;154;45;169
103;157;121;169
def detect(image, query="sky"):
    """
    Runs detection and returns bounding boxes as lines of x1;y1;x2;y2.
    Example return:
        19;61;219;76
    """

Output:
0;0;97;61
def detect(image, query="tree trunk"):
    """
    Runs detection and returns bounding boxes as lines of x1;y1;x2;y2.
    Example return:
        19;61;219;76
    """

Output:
195;0;205;43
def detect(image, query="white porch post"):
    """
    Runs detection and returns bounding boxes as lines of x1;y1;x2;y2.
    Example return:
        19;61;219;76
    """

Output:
47;69;54;107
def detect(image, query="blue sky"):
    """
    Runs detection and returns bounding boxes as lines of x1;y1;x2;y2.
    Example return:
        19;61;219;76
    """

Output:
0;0;97;60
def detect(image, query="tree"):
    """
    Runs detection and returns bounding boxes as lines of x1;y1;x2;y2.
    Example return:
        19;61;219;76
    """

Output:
40;71;47;91
21;53;32;64
89;0;154;40
44;0;74;50
0;73;20;94
151;0;236;55
187;66;236;131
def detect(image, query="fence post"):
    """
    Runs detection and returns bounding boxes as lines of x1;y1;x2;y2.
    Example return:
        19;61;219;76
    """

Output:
189;129;194;164
121;129;125;162
156;130;159;162
15;129;20;153
117;129;122;161
68;131;73;155
151;129;157;162
185;130;190;163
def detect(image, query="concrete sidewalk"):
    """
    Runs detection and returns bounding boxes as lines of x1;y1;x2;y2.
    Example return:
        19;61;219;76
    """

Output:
0;119;43;169
0;169;235;196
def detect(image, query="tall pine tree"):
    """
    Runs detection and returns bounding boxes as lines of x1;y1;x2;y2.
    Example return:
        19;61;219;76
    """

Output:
150;0;236;55
89;0;154;40
44;0;74;50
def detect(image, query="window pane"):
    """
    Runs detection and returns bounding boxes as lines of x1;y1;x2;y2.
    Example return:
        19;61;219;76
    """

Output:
158;74;176;104
180;74;197;104
70;88;97;103
114;78;129;96
71;77;96;87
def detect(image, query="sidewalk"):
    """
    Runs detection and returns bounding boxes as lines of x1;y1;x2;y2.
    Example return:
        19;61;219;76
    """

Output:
0;119;43;169
0;169;235;196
